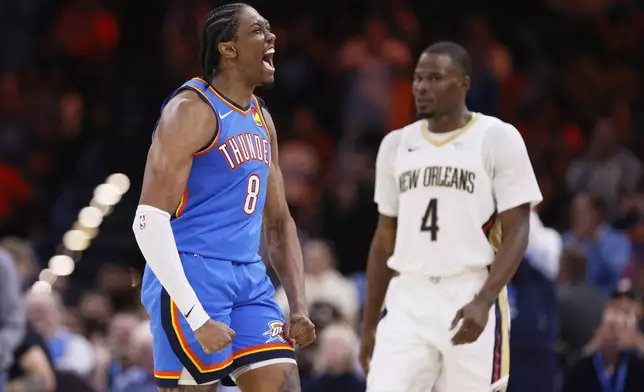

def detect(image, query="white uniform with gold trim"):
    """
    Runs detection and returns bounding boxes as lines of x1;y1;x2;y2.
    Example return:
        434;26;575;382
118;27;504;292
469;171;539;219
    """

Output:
367;113;542;392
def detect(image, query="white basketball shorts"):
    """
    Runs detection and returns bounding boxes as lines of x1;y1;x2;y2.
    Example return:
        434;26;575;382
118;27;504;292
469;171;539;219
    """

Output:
367;269;510;392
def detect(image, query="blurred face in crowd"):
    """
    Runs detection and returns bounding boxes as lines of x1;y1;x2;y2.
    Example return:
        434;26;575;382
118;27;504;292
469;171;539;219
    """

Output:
314;324;358;376
79;292;112;327
27;293;63;338
128;322;154;372
304;240;335;276
108;313;141;359
413;52;469;119
570;193;602;233
557;245;587;285
598;298;639;351
588;119;619;160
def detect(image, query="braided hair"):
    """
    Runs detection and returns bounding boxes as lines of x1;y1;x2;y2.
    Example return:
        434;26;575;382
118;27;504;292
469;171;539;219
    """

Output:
199;3;247;85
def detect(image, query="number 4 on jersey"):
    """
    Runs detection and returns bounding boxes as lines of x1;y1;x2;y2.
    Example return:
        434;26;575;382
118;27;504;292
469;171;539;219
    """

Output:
420;198;439;241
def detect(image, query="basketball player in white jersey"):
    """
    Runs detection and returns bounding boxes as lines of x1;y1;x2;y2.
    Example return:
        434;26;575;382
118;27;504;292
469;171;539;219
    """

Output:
358;42;542;392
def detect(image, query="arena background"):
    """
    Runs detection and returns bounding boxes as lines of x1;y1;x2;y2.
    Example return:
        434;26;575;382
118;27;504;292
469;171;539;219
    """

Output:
1;0;644;391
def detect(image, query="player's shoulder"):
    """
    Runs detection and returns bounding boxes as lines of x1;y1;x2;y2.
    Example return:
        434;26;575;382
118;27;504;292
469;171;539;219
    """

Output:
380;119;425;150
165;89;215;120
474;113;524;145
156;90;217;148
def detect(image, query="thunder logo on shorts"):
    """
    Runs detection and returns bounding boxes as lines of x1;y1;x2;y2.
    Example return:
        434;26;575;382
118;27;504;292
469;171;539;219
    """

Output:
263;321;287;344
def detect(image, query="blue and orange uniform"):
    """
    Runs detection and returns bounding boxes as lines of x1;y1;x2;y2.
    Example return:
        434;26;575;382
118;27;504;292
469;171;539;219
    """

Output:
141;78;295;388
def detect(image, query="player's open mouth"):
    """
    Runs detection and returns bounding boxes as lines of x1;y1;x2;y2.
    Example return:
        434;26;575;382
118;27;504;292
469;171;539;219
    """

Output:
263;48;275;72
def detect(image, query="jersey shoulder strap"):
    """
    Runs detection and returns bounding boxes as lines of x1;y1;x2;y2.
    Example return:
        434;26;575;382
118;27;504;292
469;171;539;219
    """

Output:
151;78;219;153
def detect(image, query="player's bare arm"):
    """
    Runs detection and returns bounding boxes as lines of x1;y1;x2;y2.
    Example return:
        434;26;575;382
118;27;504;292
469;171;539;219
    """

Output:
451;203;531;345
139;91;214;211
451;122;541;346
260;107;315;348
134;91;235;354
478;204;531;303
359;214;397;374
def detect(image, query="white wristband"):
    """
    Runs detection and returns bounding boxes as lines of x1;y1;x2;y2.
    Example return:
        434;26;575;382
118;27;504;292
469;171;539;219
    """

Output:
133;205;209;331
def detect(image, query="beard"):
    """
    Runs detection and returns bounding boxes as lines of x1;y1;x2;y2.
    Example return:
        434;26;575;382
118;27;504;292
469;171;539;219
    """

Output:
416;110;435;120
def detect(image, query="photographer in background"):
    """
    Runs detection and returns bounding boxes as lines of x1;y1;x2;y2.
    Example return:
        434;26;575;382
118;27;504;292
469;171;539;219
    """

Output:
562;280;644;392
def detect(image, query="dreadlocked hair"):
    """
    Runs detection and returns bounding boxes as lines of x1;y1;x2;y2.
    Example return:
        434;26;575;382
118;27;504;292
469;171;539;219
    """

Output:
199;3;247;86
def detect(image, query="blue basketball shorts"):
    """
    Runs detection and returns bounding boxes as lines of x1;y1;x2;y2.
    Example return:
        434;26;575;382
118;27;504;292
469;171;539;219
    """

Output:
141;253;295;387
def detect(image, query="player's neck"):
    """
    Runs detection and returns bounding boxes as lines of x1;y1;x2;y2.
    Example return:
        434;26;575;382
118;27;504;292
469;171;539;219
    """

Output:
210;71;254;109
428;106;471;134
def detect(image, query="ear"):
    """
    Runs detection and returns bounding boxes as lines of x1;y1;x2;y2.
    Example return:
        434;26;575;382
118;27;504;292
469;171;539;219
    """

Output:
462;75;471;91
218;41;237;60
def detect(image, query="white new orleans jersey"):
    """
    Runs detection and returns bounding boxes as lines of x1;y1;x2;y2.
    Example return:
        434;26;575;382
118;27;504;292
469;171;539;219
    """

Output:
374;113;543;277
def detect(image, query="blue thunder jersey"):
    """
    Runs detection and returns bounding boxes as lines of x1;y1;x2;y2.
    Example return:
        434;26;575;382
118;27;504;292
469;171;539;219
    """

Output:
156;77;272;263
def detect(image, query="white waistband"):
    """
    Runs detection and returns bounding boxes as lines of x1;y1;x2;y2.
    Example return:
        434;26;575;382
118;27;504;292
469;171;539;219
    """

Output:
394;268;489;285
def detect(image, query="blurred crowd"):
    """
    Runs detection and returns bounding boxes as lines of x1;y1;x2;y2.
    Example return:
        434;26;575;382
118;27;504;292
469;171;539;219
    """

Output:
2;0;644;391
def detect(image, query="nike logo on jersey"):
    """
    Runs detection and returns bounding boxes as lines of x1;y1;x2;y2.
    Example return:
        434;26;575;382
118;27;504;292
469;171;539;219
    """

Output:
184;304;195;318
408;146;421;152
219;110;233;120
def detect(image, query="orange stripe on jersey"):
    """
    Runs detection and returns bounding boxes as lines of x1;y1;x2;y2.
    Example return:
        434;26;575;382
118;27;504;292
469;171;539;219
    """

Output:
194;111;221;156
154;370;181;379
174;188;189;218
170;301;234;373
183;85;216;114
192;78;251;115
180;84;220;156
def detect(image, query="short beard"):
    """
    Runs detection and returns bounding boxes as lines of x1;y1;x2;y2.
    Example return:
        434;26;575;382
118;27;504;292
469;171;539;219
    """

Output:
416;111;435;120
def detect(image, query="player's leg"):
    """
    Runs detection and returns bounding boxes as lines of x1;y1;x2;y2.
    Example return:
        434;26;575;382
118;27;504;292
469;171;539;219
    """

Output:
367;307;440;392
226;261;298;391
234;362;300;392
141;257;237;390
441;287;510;392
367;276;441;392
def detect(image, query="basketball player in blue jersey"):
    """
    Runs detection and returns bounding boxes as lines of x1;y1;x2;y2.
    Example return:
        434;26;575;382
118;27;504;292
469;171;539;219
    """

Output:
132;4;315;392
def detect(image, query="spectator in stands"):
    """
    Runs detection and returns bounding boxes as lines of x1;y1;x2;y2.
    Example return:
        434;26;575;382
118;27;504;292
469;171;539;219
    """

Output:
562;280;644;392
110;321;155;392
558;245;609;366
0;249;26;392
563;192;632;294
274;239;360;327
26;291;95;377
508;210;562;392
91;312;141;391
0;237;39;289
6;322;56;392
307;323;365;392
298;302;345;389
566;119;642;221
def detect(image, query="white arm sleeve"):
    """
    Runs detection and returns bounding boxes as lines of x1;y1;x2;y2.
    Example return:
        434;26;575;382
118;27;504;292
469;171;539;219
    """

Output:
133;205;209;331
374;131;401;217
485;123;543;213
